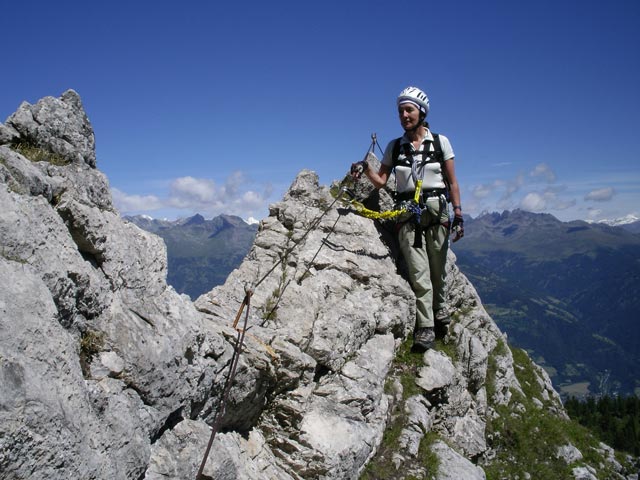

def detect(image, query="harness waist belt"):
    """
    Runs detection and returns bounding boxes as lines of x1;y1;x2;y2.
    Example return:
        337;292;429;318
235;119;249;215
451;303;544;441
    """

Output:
396;189;447;203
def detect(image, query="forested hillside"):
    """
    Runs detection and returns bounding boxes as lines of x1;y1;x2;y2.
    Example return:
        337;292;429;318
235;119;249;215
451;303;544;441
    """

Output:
454;210;640;398
566;395;640;456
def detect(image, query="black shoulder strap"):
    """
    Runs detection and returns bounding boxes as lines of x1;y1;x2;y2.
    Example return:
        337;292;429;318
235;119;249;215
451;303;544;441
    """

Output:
392;133;444;169
432;133;443;164
391;137;402;168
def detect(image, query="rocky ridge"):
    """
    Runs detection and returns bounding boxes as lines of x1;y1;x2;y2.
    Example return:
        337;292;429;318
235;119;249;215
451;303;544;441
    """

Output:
1;91;636;479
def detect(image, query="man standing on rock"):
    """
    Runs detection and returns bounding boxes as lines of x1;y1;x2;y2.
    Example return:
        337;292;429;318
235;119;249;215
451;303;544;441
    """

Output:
352;86;464;351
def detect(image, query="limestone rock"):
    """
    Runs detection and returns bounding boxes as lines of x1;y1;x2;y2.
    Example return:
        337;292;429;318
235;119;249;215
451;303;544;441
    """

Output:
0;122;19;144
557;443;584;464
572;465;599;480
398;395;433;457
0;92;218;479
3;89;96;167
416;349;456;393
0;146;53;199
432;440;486;480
1;91;634;480
144;420;295;480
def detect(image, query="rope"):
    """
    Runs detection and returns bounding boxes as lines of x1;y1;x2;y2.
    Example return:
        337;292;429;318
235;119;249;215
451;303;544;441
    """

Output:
252;191;344;290
298;214;341;280
196;288;252;480
196;134;405;476
340;130;428;223
363;132;385;161
335;185;424;222
259;198;346;324
346;198;408;220
196;187;348;478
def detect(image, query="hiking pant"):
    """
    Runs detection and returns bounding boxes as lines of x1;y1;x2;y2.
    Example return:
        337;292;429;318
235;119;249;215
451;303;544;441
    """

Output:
398;195;450;330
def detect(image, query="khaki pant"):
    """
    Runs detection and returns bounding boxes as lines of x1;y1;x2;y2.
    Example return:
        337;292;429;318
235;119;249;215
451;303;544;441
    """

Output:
398;195;450;329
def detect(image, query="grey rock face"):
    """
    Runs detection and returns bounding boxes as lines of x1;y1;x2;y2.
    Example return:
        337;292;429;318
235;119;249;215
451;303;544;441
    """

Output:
432;440;487;480
4;89;96;167
558;443;584;464
3;91;625;480
1;92;217;479
572;465;599;480
193;170;414;479
417;349;456;392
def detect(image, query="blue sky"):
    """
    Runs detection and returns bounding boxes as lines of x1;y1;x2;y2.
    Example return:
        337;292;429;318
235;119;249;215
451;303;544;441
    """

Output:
1;0;639;223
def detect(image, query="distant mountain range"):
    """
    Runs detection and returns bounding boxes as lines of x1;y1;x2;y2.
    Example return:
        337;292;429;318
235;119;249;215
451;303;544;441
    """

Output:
597;213;640;231
453;210;640;399
125;214;258;299
610;218;640;234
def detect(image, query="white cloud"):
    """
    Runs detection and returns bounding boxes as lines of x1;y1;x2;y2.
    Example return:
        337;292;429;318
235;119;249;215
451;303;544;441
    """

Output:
471;184;492;199
530;163;556;183
170;176;218;204
520;192;548;212
465;161;636;221
554;198;577;210
262;182;274;199
240;190;265;207
111;171;277;220
584;208;605;222
518;187;575;213
584;187;615;202
111;188;163;211
467;162;585;219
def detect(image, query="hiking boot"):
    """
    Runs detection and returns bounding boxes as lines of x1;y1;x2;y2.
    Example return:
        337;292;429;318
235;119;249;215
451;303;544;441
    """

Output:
435;322;449;339
434;308;451;339
434;308;451;325
413;327;435;352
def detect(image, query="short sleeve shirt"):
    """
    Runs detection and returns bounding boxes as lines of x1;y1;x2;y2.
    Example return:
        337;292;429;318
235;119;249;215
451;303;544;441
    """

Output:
381;128;454;193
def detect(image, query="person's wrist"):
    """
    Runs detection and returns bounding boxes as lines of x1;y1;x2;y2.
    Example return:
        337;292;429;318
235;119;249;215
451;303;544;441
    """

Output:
453;205;462;212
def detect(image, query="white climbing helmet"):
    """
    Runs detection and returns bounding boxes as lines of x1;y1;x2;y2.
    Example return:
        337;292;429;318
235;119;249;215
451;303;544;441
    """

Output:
397;86;430;116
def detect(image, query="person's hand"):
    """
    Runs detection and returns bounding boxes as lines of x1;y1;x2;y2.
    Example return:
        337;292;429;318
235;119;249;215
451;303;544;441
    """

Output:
452;215;464;242
350;159;369;180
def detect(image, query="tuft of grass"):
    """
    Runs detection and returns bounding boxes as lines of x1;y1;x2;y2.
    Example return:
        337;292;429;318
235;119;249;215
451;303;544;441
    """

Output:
315;196;330;210
79;330;104;377
360;410;407;479
510;347;545;400
10;141;69;166
361;408;442;480
260;289;280;322
485;337;509;400
417;431;440;478
434;336;458;363
395;336;425;400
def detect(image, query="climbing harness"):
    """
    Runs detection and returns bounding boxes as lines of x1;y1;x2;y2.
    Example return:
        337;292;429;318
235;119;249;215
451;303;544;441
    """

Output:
340;133;451;249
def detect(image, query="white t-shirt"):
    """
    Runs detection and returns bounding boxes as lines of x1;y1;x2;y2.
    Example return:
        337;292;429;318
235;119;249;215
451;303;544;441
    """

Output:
381;129;454;193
